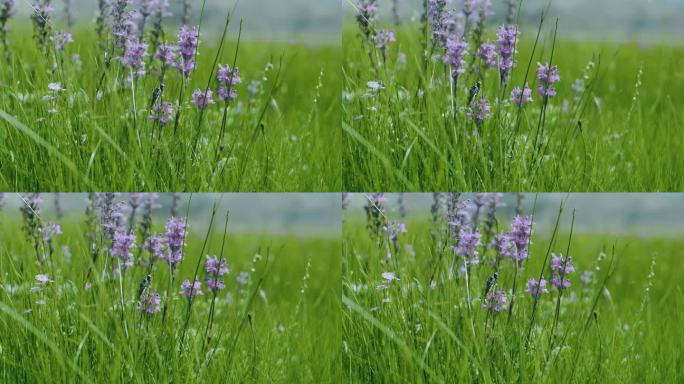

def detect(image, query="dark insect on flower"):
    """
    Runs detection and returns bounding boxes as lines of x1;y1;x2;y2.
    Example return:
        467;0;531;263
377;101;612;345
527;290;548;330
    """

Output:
467;81;481;106
148;83;165;110
137;274;152;299
483;271;498;298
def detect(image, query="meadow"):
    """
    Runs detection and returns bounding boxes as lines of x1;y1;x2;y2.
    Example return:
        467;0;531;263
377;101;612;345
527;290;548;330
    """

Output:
0;1;341;191
343;1;684;191
343;193;684;383
0;193;341;383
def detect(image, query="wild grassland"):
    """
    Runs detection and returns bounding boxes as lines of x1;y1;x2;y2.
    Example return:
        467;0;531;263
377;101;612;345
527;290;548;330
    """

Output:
342;14;684;191
343;194;684;383
0;194;341;383
0;15;340;191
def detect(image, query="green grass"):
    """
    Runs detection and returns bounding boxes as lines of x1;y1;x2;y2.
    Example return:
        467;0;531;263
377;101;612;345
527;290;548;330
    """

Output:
0;214;341;383
343;208;684;383
342;22;684;191
0;26;341;191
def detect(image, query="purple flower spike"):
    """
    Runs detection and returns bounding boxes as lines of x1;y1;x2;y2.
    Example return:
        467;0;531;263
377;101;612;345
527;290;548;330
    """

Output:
483;289;507;313
122;39;148;79
496;25;518;80
525;277;549;298
550;253;575;290
175;25;199;78
149;101;173;126
51;30;73;52
373;29;395;51
137;290;161;315
192;88;214;109
217;64;241;102
456;227;481;258
537;62;560;99
163;216;187;267
205;255;229;292
443;38;469;80
468;98;491;125
180;279;203;299
510;84;533;106
112;231;136;273
477;42;498;69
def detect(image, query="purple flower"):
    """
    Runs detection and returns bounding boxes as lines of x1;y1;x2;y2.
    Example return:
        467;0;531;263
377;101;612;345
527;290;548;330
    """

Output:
149;101;173;126
122;39;148;79
137;290;161;315
443;38;469;80
205;255;229;276
180;279;203;299
111;231;135;273
525;277;548;298
47;83;64;92
510;84;533;106
456;227;481;259
477;42;497;68
205;277;225;292
384;221;407;242
155;42;178;68
537;62;560;99
496;25;518;80
381;272;399;282
356;0;378;38
35;274;51;284
205;255;228;292
175;25;199;78
492;233;516;259
144;234;165;260
373;29;395;51
550;253;575;274
482;289;507;313
163;217;187;267
192;88;214;109
550;253;574;289
217;64;240;102
40;222;62;242
510;215;533;248
51;30;73;52
468;98;491;125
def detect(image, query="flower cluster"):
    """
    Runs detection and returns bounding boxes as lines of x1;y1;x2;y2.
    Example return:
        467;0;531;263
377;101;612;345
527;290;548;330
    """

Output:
163;216;187;267
217;64;241;102
495;25;518;80
443;38;469;80
180;278;203;300
510;84;533;106
537;62;560;99
205;255;229;292
550;253;575;289
468;98;491;125
149;101;173;126
137;290;161;315
356;0;378;39
483;289;507;313
111;231;135;274
525;277;549;298
191;89;214;109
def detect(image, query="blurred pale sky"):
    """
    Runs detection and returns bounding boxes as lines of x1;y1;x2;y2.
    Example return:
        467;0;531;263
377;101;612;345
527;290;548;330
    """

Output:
13;0;339;44
347;193;684;237
0;193;341;237
353;0;684;41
